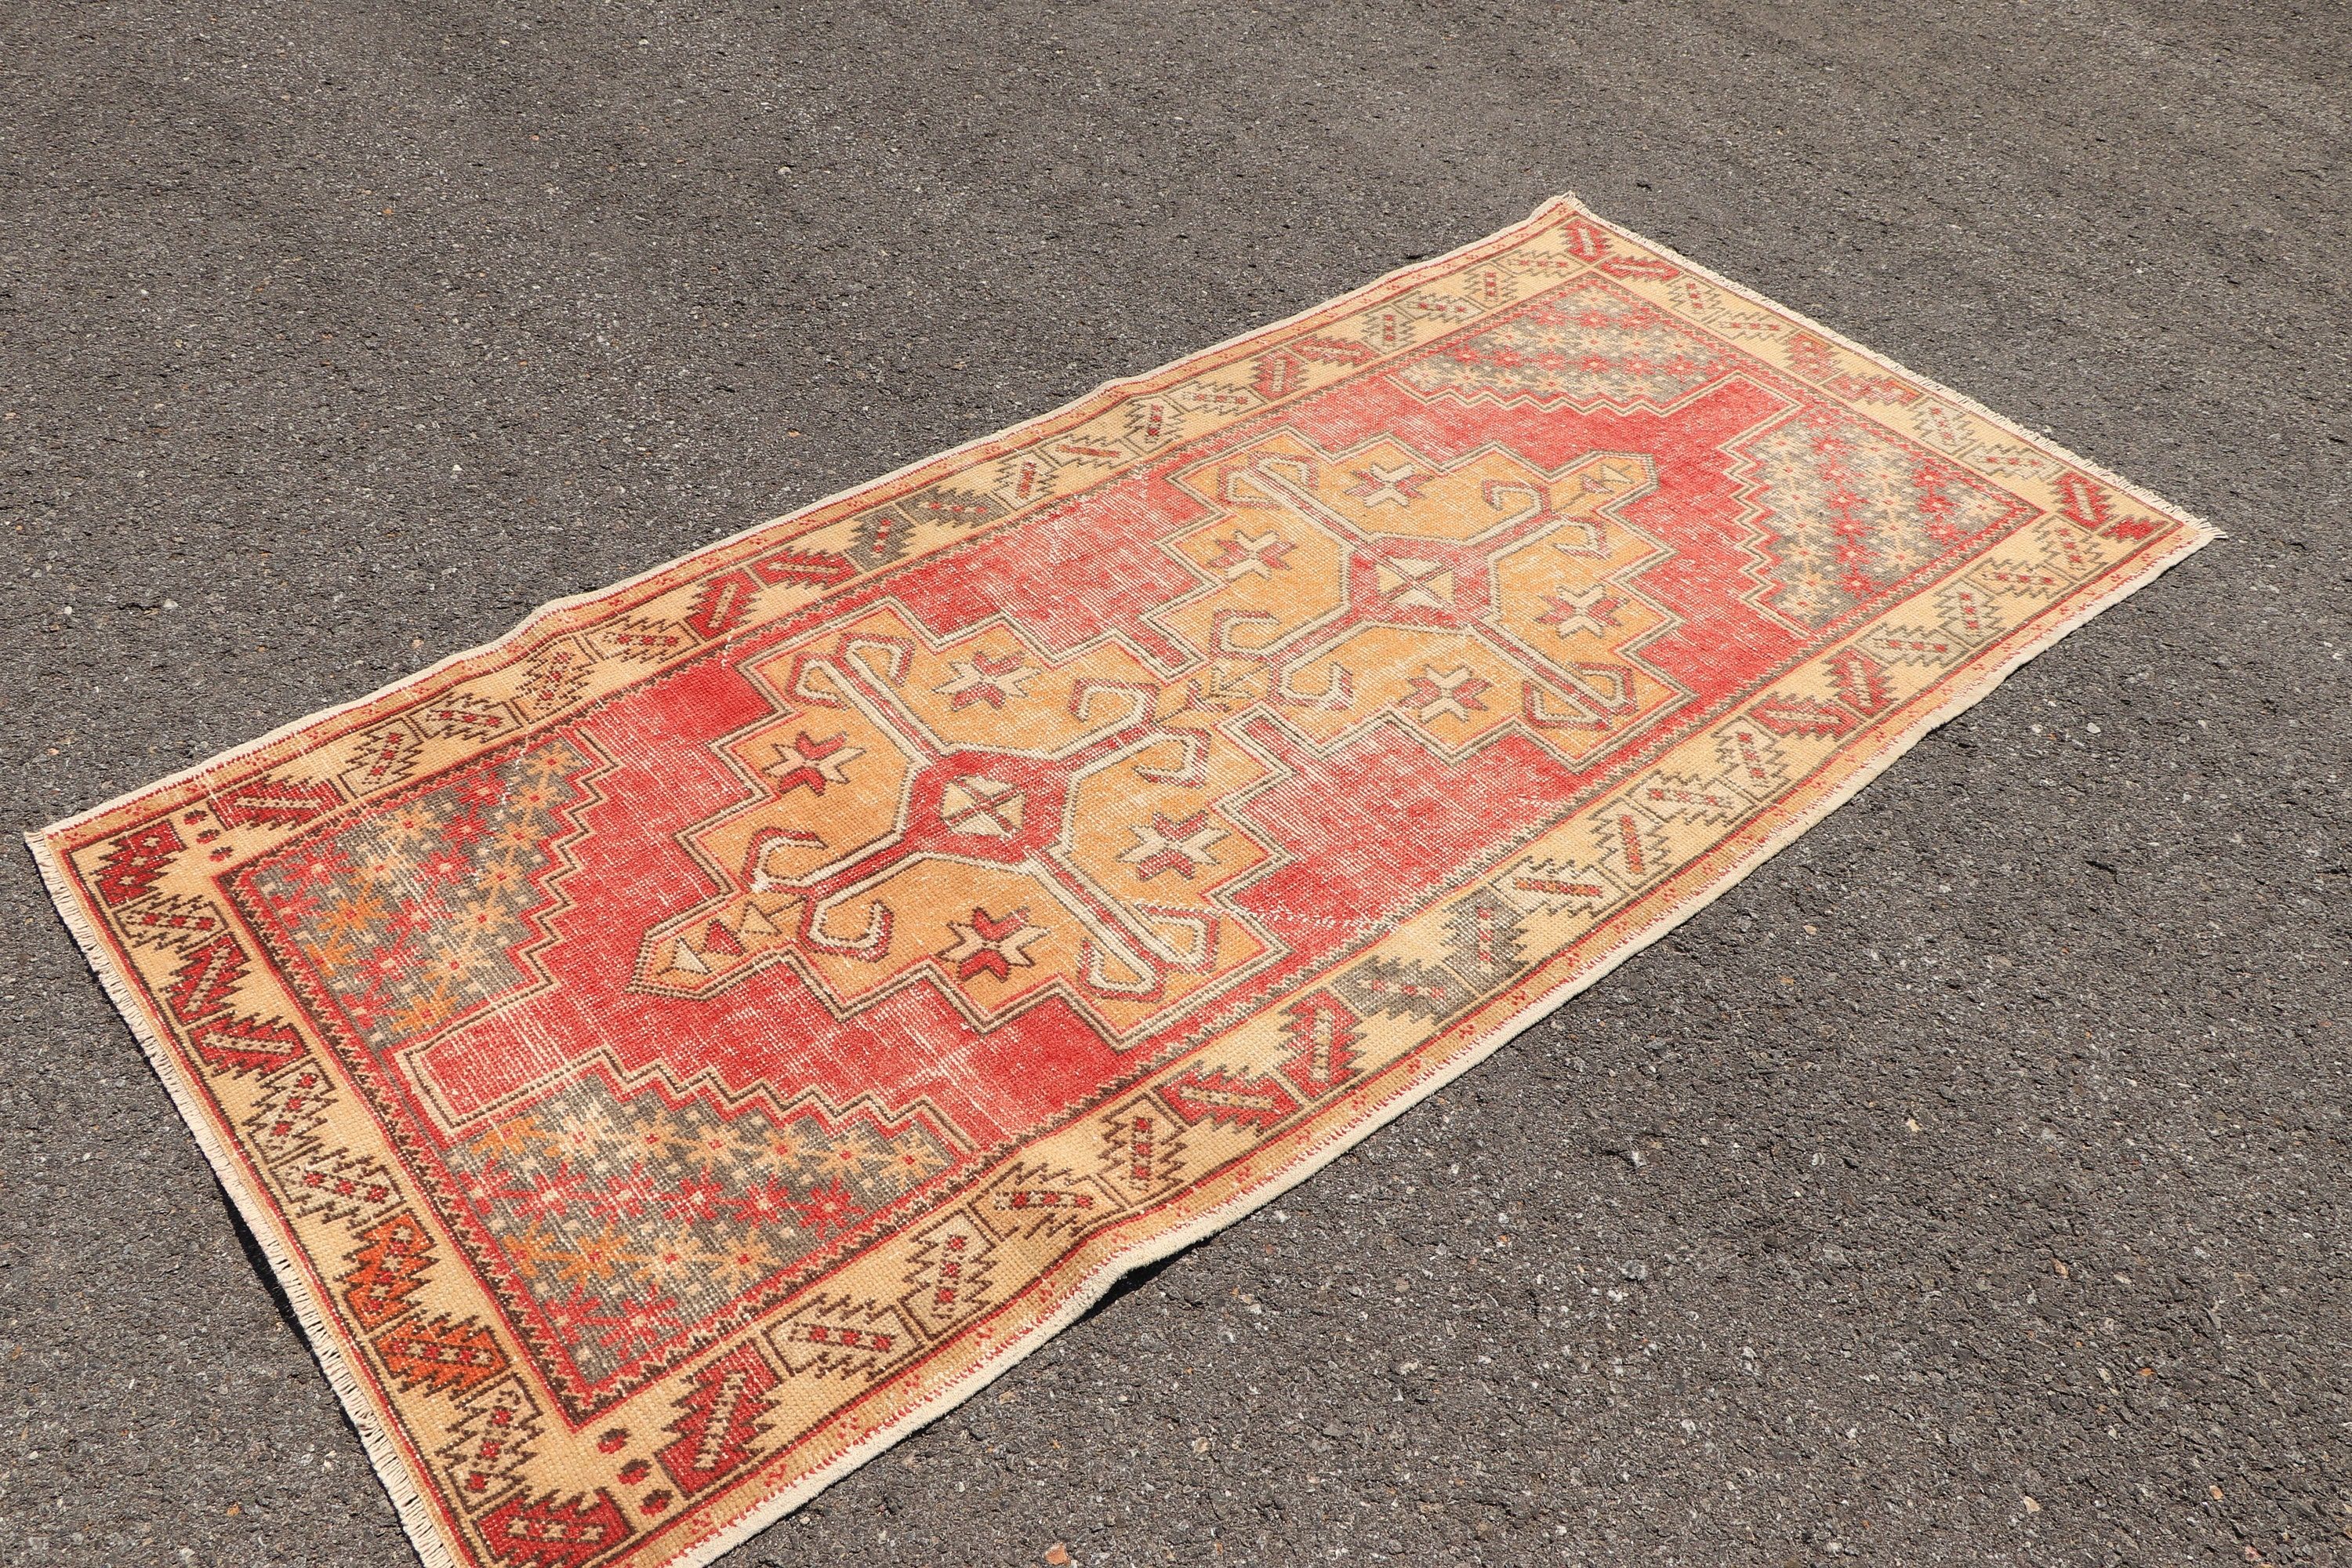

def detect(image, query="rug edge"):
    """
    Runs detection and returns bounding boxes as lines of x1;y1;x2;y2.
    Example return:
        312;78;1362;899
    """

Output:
27;191;2227;1568
21;824;474;1568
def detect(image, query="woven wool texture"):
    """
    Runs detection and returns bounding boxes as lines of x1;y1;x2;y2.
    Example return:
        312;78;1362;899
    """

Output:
34;198;2213;1568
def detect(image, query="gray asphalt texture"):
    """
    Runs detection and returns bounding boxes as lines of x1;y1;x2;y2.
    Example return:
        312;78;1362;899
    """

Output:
3;3;2347;1566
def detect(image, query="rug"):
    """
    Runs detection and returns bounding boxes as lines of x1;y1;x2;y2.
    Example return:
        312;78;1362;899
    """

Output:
32;197;2212;1568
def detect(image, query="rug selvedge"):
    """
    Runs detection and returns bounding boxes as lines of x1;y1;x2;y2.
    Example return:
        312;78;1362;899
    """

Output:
32;197;2213;1568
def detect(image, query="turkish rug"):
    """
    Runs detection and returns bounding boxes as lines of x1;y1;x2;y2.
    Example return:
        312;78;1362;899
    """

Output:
35;198;2212;1568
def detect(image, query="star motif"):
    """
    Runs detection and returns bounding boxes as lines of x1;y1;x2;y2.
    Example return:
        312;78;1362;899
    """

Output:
1399;666;1491;724
763;731;863;796
934;649;1036;710
1117;811;1228;881
1537;583;1627;639
1201;529;1295;581
1345;461;1429;508
938;906;1048;983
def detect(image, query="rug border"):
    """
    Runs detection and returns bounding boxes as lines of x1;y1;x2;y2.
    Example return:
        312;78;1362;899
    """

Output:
26;192;2222;1568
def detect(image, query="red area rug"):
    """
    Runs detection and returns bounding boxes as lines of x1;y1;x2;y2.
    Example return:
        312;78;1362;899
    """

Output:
34;198;2212;1568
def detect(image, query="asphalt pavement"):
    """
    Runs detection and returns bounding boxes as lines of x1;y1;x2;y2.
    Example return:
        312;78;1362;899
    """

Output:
2;2;2345;1564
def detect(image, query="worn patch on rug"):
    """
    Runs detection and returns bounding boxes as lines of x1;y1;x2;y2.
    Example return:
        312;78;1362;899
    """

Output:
32;198;2212;1568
